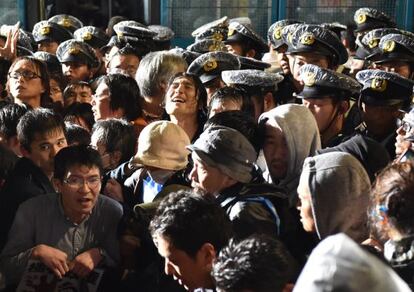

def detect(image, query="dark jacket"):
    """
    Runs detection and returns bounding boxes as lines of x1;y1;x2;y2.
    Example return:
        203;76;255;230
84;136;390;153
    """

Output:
0;157;55;250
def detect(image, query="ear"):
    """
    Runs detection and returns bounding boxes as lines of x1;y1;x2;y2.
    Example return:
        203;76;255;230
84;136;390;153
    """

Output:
246;49;257;58
53;178;63;192
198;243;216;271
263;92;276;112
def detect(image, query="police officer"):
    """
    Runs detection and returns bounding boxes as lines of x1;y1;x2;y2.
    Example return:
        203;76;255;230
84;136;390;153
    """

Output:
374;33;414;79
221;69;284;120
224;21;268;60
298;64;361;147
355;28;401;62
74;26;110;78
187;51;240;104
356;69;414;157
187;39;227;54
32;20;72;54
56;39;99;83
286;24;349;93
268;20;302;103
353;8;396;37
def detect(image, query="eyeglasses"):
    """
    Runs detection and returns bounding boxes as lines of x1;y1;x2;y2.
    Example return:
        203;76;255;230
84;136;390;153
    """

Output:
63;176;102;189
8;70;40;80
401;121;413;133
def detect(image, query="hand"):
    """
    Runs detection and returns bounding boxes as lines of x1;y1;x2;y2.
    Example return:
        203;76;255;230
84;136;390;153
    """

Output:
69;248;102;278
103;178;124;202
0;22;19;61
31;244;69;279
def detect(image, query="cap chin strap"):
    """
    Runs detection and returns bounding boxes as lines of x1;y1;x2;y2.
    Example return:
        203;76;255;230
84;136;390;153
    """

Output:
319;105;341;137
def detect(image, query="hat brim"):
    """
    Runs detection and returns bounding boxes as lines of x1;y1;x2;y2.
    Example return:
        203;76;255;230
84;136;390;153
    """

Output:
200;73;220;84
130;154;188;171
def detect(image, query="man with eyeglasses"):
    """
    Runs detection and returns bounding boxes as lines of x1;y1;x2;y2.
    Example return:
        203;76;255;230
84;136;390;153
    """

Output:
0;145;122;289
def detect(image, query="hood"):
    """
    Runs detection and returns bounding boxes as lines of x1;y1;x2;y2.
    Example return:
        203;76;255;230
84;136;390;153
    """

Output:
302;152;370;241
259;104;321;204
293;233;411;292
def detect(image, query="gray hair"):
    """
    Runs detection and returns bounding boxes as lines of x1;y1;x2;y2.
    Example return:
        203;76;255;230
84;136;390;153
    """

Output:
135;51;187;98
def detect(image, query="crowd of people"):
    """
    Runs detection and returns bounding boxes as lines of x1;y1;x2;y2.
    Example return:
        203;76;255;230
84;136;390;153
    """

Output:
0;6;414;291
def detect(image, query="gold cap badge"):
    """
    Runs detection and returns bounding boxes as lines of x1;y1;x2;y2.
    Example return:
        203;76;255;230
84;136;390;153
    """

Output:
356;13;367;24
228;28;235;37
60;18;72;28
203;59;218;72
69;47;80;55
212;32;223;41
273;27;282;40
371;78;387;92
82;32;92;41
40;26;50;36
300;33;315;46
368;39;378;49
303;72;316;86
382;40;396;52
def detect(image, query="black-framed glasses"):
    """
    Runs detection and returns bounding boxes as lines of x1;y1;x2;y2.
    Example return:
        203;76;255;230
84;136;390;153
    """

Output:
401;121;413;133
8;70;40;80
63;176;102;189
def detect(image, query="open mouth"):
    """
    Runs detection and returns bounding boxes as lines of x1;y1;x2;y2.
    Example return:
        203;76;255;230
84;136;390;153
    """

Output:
171;97;185;103
78;198;92;205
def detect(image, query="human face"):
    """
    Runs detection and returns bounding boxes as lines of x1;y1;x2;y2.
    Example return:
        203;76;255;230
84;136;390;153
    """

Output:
23;129;67;176
62;62;91;82
189;154;233;196
292;53;330;84
37;40;59;54
8;59;45;107
108;54;140;77
154;234;212;291
225;42;244;56
262;121;289;180
204;78;225;105
297;172;316;232
165;77;198;117
56;164;101;223
65;85;93;107
91;82;115;121
302;98;337;133
90;134;115;170
208;98;242;118
276;45;290;75
374;61;412;79
361;103;398;135
50;78;63;106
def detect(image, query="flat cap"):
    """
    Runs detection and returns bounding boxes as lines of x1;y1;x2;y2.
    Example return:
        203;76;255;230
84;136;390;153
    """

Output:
222;69;283;89
354;8;396;33
187;125;256;183
56;39;99;67
268;19;302;50
32;20;72;43
74;26;109;48
298;64;361;99
48;14;83;33
187;51;241;84
356;69;414;107
224;21;268;54
288;24;348;66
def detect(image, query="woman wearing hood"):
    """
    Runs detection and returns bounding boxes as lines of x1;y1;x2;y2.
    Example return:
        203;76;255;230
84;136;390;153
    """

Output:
259;104;321;206
297;151;371;243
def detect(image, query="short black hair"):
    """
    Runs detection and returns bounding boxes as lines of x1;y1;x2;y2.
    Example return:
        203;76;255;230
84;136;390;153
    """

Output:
96;73;142;121
205;110;262;155
213;235;298;292
64;122;91;146
149;190;233;257
0;103;29;139
54;145;103;181
17;108;66;151
91;118;137;164
64;102;95;132
208;86;255;119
